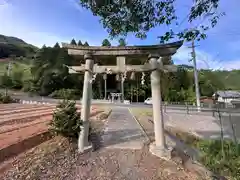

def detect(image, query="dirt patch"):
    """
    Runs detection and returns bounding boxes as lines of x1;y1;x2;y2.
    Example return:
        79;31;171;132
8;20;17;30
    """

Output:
1;136;78;180
2;138;198;180
0;122;51;162
0;106;101;164
1;107;199;180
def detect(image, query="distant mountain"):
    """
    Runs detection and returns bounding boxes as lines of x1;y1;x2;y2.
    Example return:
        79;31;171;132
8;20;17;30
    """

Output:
0;34;38;59
178;64;194;70
0;35;27;45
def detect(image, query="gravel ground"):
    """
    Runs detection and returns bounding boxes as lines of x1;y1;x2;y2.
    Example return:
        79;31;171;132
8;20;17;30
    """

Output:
2;138;198;180
2;109;199;180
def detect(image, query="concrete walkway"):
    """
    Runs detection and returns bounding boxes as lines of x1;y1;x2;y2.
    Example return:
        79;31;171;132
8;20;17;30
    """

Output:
101;107;148;149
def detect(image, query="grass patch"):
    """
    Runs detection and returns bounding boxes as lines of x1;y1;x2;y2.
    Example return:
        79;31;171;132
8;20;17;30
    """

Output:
165;126;201;146
130;107;152;118
195;140;240;180
0;61;32;80
167;127;240;179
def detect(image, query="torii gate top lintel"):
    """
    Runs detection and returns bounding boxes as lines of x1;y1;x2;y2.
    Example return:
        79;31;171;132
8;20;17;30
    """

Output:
61;41;183;57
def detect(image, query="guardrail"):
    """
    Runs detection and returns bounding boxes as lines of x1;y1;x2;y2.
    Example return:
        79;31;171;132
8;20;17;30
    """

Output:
162;102;240;116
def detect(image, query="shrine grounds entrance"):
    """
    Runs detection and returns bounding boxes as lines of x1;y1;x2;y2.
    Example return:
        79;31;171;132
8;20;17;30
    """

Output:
62;41;183;159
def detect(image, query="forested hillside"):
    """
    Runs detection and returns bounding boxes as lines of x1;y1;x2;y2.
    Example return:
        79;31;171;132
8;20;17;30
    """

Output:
0;34;37;59
0;36;239;102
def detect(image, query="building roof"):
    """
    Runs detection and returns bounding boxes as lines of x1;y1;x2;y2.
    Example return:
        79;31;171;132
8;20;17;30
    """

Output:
214;91;240;98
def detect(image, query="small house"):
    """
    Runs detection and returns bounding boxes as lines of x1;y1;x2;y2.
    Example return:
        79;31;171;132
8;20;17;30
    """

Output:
212;91;240;104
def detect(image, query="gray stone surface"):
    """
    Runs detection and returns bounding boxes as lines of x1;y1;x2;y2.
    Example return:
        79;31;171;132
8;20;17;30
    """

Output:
101;107;148;149
164;112;240;141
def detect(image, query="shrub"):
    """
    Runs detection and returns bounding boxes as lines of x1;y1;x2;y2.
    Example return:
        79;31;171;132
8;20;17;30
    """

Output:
166;127;240;179
196;140;240;179
49;89;79;100
0;93;15;103
49;100;82;138
0;74;13;89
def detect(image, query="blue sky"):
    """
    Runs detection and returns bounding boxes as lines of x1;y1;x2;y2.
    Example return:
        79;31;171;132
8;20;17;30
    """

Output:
0;0;240;70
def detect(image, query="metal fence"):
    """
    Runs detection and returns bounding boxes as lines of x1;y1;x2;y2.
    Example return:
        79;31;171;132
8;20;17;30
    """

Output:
163;101;240;143
162;101;240;116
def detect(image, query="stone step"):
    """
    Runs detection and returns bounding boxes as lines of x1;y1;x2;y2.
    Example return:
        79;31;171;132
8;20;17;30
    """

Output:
0;122;51;162
0;103;19;109
0;107;96;126
0;115;52;134
0;109;102;163
0;110;54;126
0;104;55;111
0;107;100;127
0;103;39;109
0;106;55;116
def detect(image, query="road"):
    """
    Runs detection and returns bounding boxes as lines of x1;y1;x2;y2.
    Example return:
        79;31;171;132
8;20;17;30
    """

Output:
4;89;240;116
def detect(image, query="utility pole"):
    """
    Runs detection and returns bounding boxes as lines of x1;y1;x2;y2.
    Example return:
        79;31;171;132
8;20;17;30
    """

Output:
5;60;12;96
136;74;139;102
7;61;12;76
190;40;201;112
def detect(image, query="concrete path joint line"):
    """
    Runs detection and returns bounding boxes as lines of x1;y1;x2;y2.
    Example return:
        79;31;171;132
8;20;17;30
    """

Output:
128;108;150;143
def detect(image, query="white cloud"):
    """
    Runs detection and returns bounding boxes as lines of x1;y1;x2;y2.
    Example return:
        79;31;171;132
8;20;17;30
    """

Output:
0;1;61;47
67;0;84;12
0;1;102;47
173;45;240;71
0;0;8;5
227;40;240;52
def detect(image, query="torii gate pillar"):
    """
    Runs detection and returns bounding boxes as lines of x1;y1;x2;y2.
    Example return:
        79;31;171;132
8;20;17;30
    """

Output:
78;53;94;153
148;54;170;159
116;56;126;102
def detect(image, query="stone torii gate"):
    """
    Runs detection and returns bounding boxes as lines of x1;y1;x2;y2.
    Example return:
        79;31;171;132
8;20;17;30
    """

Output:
62;41;183;159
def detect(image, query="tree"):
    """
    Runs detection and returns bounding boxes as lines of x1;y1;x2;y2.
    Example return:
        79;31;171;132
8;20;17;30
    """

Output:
54;43;60;48
31;45;75;96
12;71;24;89
70;39;77;45
102;39;111;46
79;0;224;42
118;38;127;46
50;100;82;138
83;41;89;46
77;40;83;46
0;74;13;88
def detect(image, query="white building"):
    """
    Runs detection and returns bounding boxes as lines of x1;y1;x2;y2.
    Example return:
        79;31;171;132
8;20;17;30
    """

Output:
213;91;240;104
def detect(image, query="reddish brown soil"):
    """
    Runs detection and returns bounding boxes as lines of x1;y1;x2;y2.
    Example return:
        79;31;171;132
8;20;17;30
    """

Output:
0;104;99;164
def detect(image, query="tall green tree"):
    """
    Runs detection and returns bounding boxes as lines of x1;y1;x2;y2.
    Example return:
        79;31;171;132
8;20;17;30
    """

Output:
31;46;75;96
83;41;89;46
77;40;83;46
102;39;111;46
70;39;77;45
198;69;225;97
54;43;60;48
118;38;127;46
79;0;224;42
